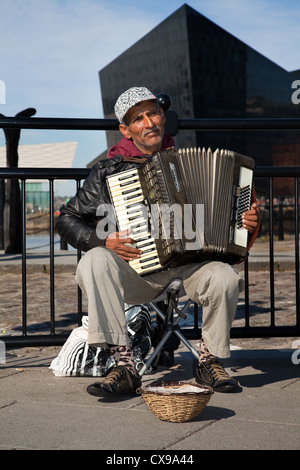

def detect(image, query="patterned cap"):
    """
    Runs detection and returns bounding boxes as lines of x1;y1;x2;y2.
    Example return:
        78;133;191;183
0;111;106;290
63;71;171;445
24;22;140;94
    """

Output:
114;87;157;124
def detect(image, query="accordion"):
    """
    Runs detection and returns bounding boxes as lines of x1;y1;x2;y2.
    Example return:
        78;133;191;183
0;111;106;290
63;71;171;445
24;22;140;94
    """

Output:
106;148;255;275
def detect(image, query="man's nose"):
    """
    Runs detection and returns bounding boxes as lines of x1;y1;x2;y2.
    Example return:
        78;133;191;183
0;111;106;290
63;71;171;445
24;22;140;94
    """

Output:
143;115;155;127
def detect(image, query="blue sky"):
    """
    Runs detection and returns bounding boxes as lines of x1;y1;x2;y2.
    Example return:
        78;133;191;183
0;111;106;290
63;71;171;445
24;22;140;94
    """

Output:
1;0;300;178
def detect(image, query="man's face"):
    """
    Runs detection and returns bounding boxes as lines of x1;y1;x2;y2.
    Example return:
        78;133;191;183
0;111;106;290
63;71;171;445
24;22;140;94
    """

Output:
119;100;166;155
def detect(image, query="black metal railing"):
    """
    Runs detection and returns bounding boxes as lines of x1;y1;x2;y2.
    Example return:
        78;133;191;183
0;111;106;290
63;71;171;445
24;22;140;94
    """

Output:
0;115;300;346
0;168;89;346
182;166;300;340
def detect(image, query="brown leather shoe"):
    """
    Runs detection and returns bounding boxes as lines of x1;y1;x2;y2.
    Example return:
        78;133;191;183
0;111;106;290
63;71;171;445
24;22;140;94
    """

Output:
195;357;241;393
87;365;141;397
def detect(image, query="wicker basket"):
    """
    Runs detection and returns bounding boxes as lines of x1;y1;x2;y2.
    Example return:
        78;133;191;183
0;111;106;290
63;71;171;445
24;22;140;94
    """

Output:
138;381;213;423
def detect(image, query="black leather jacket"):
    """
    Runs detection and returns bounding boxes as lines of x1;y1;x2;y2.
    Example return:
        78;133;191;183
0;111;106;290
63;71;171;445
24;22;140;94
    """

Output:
56;155;144;252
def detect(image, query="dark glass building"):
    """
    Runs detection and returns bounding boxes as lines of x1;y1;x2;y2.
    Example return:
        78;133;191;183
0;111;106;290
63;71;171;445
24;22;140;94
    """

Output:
99;4;299;171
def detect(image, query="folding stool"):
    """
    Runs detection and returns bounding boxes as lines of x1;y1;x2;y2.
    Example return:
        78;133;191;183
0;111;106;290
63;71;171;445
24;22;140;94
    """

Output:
138;278;199;376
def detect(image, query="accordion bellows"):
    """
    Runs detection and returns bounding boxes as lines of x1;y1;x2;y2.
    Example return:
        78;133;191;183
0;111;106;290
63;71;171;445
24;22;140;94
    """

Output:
176;147;254;257
106;147;255;275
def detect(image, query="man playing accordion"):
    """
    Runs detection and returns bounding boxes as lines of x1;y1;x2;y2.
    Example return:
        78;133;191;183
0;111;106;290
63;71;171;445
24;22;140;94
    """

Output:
56;87;260;397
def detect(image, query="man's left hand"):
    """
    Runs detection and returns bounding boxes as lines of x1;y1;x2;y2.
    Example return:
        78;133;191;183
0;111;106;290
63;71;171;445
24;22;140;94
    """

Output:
242;202;260;233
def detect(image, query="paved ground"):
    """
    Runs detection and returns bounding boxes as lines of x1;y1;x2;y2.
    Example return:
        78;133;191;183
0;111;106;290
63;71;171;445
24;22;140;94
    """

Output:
0;345;299;451
0;237;299;451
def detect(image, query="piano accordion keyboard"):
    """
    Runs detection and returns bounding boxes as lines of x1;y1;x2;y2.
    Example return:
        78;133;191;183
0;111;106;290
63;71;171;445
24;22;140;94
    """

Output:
107;169;163;274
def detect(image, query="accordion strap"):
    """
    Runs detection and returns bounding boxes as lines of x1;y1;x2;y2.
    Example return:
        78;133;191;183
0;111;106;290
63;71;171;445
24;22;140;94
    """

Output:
122;155;148;164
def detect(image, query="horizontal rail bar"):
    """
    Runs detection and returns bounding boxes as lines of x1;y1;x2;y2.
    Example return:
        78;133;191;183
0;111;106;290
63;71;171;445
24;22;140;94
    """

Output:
3;324;300;348
0;167;90;179
181;325;300;340
1;334;70;347
177;117;300;131
1;116;300;131
254;167;300;177
1;167;300;179
0;116;118;131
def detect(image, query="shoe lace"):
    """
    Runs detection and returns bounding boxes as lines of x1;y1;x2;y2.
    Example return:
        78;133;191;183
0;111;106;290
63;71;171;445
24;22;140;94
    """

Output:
105;366;134;389
205;359;229;381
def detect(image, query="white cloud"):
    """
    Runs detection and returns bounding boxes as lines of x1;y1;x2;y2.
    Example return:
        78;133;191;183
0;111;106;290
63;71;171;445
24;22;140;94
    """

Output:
0;0;160;117
0;0;162;166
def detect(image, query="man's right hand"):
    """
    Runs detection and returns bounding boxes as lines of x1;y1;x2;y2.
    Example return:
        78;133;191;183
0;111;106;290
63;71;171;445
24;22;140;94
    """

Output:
105;230;142;261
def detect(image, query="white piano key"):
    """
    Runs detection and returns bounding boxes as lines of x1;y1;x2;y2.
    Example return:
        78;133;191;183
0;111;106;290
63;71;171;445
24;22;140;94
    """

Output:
111;189;143;203
134;250;158;261
118;202;146;213
112;194;144;207
107;169;138;184
117;211;146;224
129;262;162;275
136;240;156;250
118;223;149;233
109;182;141;196
130;255;160;268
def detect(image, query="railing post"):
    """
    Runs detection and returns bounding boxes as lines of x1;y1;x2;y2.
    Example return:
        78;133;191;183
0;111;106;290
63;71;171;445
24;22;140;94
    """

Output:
244;257;250;328
278;198;284;241
49;179;55;335
269;177;275;327
60;237;68;250
76;179;83;327
21;179;27;336
295;177;300;327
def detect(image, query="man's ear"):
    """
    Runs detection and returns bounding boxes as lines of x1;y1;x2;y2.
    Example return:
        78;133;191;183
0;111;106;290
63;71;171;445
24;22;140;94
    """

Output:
119;124;131;139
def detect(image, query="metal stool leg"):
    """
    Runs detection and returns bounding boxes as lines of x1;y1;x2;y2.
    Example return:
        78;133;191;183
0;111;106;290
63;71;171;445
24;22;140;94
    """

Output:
139;299;199;376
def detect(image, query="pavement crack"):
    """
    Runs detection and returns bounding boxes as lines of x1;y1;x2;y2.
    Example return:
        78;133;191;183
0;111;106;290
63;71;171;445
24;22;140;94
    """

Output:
281;377;300;389
163;419;218;449
0;400;17;410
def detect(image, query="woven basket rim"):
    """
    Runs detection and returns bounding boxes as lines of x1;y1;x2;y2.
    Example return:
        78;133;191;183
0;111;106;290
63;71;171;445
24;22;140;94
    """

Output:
138;380;213;397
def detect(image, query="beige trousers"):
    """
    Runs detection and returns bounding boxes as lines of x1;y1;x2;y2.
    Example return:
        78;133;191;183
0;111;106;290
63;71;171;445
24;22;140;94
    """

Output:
75;247;244;358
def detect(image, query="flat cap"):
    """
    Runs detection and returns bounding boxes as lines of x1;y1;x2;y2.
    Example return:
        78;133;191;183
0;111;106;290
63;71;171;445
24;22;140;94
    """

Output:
114;86;157;124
